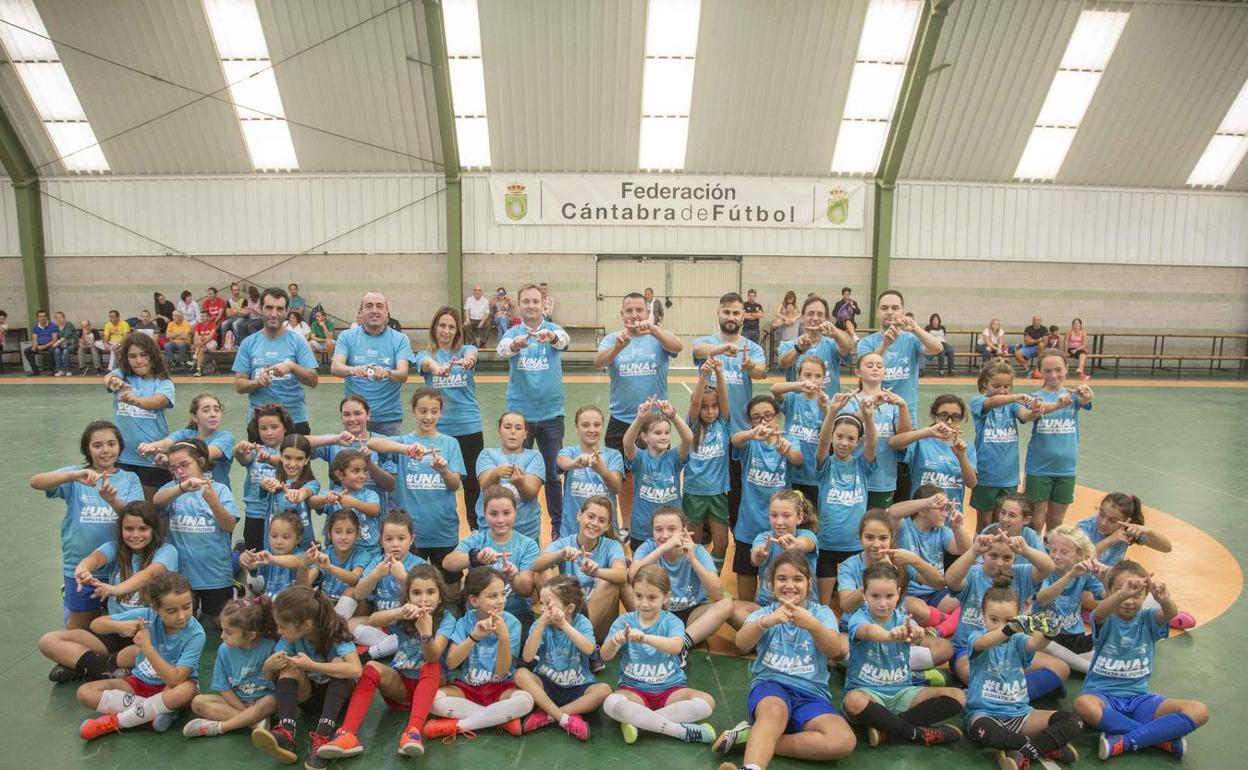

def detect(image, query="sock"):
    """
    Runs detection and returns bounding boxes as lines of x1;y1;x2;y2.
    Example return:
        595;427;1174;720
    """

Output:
117;693;171;729
909;645;935;671
1025;668;1064;700
75;651;115;679
276;677;299;729
558;713;571;727
712;556;725;574
335;596;359;620
1043;639;1092;674
899;695;963;727
935;607;961;637
315;677;353;737
96;689;136;714
341;665;380;734
969;716;1029;751
457;692;533;730
603;693;688;739
1122;713;1197;752
352;624;388;647
858;701;917;741
654;697;712;723
368;634;398;660
1097;703;1143;735
406;662;442;734
431;693;485;720
921;606;947;627
1029;710;1082;757
681;634;695;655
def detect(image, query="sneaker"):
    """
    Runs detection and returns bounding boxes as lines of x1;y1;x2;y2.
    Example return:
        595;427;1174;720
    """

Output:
498;718;523;737
996;750;1030;770
48;663;81;683
523;711;553;733
183;718;222;738
867;726;887;747
915;724;961;746
589;648;606;674
422;718;475;744
618;528;630;541
561;714;590;741
923;668;947;687
317;728;363;759
252;724;298;764
1030;370;1040;379
305;732;330;769
712;720;750;754
79;713;121;741
193;369;202;377
1168;611;1196;630
681;722;716;744
1042;742;1078;763
397;728;424;756
1099;733;1127;760
1157;737;1186;758
620;722;639;744
1078;371;1091;381
152;709;181;732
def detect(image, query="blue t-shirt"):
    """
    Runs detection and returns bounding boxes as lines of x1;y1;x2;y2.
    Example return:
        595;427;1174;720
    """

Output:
47;466;143;576
683;417;731;496
837;553;868;600
736;440;793;544
476;447;546;541
1024;388;1091;478
320;484;381;552
501;321;567;421
778;336;843;395
211;638;278;701
856;331;924;416
275;637;357;684
980;523;1045;567
231;329;318;423
412;346;481;436
746;601;839;698
1077;516;1144;567
953;564;1036;649
970;397;1022;488
108;371;176;467
334;325;414;423
391;433;466;548
160;479;239;590
1084;610;1169;697
263;480;321;550
692;335;767;434
255;553;301;597
364;552;429;610
534;613;596;688
896;518;954;599
451;609;522;685
632;540;717;611
392;611;458;679
599;332;676;422
752;529;819;604
841;398;902;493
313;440;397;502
544;534;627;601
816;454;874;552
966;631;1034;721
455;530;540;615
240;447;279;519
113;607;205;686
95;540;179;615
1036;570;1104;636
608;611;687;692
846;606;913;695
557;446;625;536
906;437;976;513
629;448;684;540
167;428;236;488
781;393;825;487
319;544;372;600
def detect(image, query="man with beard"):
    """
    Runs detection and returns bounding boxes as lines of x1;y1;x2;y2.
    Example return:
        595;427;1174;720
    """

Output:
232;286;320;434
330;291;413;435
776;294;854;395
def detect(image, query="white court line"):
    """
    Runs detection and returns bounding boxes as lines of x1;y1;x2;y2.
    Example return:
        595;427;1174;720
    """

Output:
681;382;693;393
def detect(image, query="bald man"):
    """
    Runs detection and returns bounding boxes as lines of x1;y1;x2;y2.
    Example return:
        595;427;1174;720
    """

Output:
330;291;413;435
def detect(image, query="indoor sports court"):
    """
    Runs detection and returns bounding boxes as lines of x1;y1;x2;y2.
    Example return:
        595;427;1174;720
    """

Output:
1;2;1246;770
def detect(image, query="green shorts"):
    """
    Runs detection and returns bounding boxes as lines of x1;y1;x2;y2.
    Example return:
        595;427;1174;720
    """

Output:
683;493;728;525
867;490;895;509
970;484;1018;512
1025;475;1076;505
849;685;923;715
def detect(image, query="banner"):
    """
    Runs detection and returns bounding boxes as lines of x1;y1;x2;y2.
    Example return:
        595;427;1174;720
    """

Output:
489;174;864;229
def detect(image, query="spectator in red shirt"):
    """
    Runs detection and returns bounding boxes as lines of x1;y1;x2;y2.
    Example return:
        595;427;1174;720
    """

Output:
191;316;218;376
201;286;227;327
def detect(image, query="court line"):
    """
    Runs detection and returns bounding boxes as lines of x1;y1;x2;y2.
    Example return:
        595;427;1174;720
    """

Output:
681;382;693;393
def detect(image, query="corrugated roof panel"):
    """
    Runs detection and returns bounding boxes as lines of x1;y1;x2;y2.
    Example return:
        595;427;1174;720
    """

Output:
0;64;61;171
685;0;867;176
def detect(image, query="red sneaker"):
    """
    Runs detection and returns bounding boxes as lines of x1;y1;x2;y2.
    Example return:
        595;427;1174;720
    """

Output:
398;728;424;756
561;714;590;741
79;713;121;741
498;718;523;737
317;728;363;759
422;718;475;744
523;711;553;733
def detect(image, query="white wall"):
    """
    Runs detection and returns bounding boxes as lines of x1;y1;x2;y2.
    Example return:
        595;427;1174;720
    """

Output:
0;181;18;256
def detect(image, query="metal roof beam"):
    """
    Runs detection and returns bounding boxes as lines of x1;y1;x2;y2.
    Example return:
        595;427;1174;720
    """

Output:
422;0;462;310
0;101;48;328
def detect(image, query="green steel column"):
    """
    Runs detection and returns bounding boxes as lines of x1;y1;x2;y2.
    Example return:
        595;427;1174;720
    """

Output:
868;0;952;326
0;102;49;327
422;0;463;310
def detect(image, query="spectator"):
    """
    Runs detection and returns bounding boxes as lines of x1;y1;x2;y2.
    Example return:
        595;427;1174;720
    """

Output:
977;318;1009;362
491;286;512;339
771;290;800;344
191;314;218;376
0;309;6;358
308;308;336;358
1043;325;1062;353
101;309;130;370
219;282;249;348
1065;318;1091;381
175;289;200;325
463;284;491;346
287;282;306;314
51;311;76;376
132;309;159;338
285;310;311;340
742;288;764;344
831;286;861;338
330;291;412;435
24;309;59;376
1015;315;1048;375
924;312;956;376
152;292;175;334
237;285;265;342
200;286;227;330
539;281;555;321
643;286;665;325
77;319;101;374
232;286;319;434
163;310;192;370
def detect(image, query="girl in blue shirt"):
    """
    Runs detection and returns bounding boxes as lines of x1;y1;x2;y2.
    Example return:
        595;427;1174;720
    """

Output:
234;403;294;550
683;358;732;570
1074;561;1209;761
1033;525;1104;674
258;434;319;550
771;357;830;505
623;397;693;552
1019;349;1095;533
103;332;176;499
309;450;381;553
348;511;428;660
445;485;540;624
814;396;877;604
891;394;978;514
474;410;547;542
969;360;1032;531
1078;491;1172;569
238;510;306;598
307;510;367;610
138;393;236;489
981;494;1045;566
183;595;279;738
513;576;612;741
306;396;397;513
711;551;853;767
731;395;805;602
556;405;625;537
744;490;819;611
602;564;716;746
842;352;912;509
76;573;204;740
534;496;627;640
890;485;970;619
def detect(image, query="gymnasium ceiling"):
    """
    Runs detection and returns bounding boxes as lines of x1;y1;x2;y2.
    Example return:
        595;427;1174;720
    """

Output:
1;0;1246;190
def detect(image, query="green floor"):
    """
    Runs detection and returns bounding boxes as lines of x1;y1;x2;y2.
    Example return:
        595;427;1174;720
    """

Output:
2;377;1245;769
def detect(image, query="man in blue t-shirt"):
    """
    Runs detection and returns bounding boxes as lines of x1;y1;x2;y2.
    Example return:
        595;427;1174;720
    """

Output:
595;292;683;450
24;308;60;376
330;291;412;435
231;287;319;433
776;294;853;395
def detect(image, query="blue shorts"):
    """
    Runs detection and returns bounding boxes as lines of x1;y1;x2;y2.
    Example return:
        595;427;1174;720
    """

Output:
921;588;951;607
748;680;839;734
64;575;103;613
1020;345;1038;358
1086;690;1167;725
540;675;592;708
953;642;970;666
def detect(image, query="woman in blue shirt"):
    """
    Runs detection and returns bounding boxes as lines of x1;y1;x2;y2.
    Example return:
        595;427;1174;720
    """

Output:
103;332;176;499
891;394;978;514
475;411;547;543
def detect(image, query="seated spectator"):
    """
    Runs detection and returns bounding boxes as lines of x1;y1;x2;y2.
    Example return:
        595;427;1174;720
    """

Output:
100;309;130;370
0;309;7;357
237;285;265;342
924;312;956;376
191;315;218;376
176;289;200;325
309;308;336;358
132;309;159;339
153;291;175;334
51;311;76;376
1065;318;1090;381
742;288;764;344
771;290;800;345
77;319;101;374
832;286;861;338
24;309;59;376
977;318;1009;362
287;282;306;314
463;285;491;346
1043;325;1062;353
219;282;249;348
1014;314;1048;376
285;310;311;340
491;287;512;339
201;286;227;330
164;310;192;370
539;281;555;320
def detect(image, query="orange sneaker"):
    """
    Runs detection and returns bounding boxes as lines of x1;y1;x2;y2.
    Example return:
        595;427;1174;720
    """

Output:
317;728;363;759
498;718;523;737
80;713;121;741
422;718;473;743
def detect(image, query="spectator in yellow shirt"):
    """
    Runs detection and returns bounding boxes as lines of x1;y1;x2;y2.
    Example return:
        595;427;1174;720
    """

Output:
100;309;130;371
163;310;192;370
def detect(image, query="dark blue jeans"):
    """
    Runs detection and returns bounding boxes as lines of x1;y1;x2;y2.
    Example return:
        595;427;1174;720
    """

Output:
523;415;565;536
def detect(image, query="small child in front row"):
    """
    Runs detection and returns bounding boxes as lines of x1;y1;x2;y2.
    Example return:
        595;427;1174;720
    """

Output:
1074;561;1208;761
602;564;717;746
514;575;612;740
712;551;854;770
1032;524;1104;673
183;596;279;738
77;573;205;740
238;509;306;597
534;495;627;641
964;586;1082;769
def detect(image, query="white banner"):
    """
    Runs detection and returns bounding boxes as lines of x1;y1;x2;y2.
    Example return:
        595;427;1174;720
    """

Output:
489;174;864;229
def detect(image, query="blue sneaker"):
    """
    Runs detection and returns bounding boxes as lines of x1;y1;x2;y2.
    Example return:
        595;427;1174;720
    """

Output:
152;710;181;733
1157;737;1186;759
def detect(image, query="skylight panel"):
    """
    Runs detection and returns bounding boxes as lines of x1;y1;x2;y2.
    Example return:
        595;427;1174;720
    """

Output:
638;0;701;170
442;0;491;168
1187;78;1248;187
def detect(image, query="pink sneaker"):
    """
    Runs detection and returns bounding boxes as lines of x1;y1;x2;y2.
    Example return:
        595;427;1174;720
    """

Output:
561;714;590;741
1078;371;1091;381
523;711;553;733
1030;370;1041;379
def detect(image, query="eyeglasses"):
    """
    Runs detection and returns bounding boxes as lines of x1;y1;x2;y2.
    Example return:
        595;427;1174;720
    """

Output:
750;412;777;423
934;412;963;422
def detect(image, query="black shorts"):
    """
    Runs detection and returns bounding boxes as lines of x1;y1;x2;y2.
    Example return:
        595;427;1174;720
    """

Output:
816;548;862;579
606;417;630;456
732;541;759;577
244;517;267;552
117;462;171;489
1051;631;1094;654
541;676;593;707
95;631;133;654
413;545;459;583
629;537;647;555
193;586;236;620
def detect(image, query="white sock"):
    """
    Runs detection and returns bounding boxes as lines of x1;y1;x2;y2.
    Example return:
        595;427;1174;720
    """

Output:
368;633;398;659
97;689;136;714
334;596;358;619
1044;639;1092;674
352;624;387;646
654;698;712;723
118;693;171;728
603;693;685;739
431;693;484;720
909;645;935;671
457;692;534;730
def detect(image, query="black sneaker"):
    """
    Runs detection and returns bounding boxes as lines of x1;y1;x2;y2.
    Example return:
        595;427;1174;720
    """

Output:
589;648;606;674
48;663;81;683
253;724;298;764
